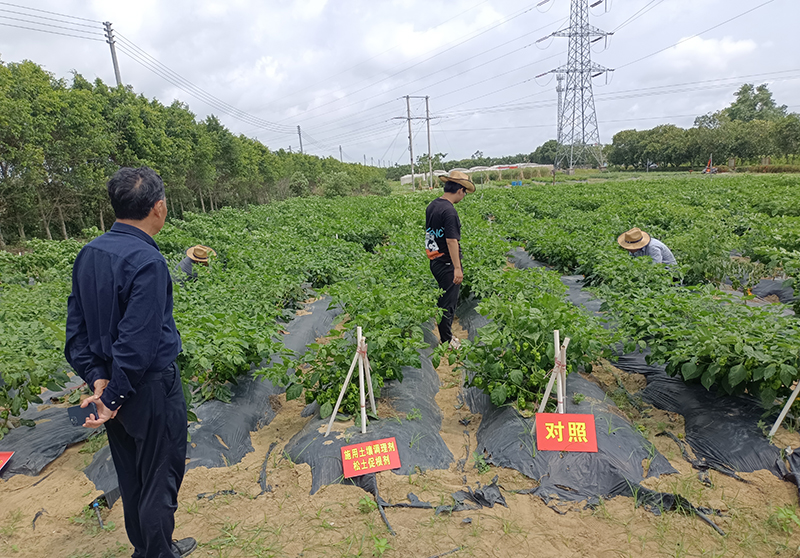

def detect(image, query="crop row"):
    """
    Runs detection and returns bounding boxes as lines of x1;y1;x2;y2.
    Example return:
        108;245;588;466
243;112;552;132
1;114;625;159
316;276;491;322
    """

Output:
1;173;799;436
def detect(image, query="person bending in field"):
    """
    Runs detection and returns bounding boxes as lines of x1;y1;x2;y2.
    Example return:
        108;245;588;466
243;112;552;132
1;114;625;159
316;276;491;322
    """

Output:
175;244;216;283
425;170;475;350
65;167;195;558
618;227;677;265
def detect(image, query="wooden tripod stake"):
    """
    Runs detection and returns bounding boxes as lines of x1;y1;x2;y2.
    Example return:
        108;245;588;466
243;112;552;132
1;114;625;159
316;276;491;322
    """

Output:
324;327;377;437
537;330;571;414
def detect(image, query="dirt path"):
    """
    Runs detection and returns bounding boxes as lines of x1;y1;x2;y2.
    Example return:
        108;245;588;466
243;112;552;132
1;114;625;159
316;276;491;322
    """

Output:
2;319;800;557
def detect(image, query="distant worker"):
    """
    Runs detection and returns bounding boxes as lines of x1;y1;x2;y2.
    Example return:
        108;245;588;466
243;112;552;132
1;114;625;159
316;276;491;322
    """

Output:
425;170;475;349
176;245;216;282
617;228;676;265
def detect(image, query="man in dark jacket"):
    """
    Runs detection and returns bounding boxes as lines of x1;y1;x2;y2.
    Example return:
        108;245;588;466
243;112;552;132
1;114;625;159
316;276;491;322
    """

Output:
425;170;475;349
65;167;195;558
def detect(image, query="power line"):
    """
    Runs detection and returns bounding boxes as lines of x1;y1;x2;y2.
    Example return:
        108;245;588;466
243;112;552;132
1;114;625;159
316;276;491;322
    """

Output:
617;0;777;70
0;14;103;35
0;7;101;29
612;0;666;33
0;1;102;23
112;36;296;135
270;1;548;124
380;122;407;162
436;68;800;118
264;0;492;107
0;21;104;41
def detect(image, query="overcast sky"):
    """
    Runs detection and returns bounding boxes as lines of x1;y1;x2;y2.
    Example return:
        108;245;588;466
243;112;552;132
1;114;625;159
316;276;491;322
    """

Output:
1;0;798;164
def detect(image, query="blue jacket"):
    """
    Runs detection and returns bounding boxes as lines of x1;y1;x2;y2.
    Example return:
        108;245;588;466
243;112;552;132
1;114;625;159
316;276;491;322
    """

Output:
65;222;182;411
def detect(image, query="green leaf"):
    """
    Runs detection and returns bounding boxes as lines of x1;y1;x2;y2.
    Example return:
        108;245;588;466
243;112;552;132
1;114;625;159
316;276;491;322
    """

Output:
490;384;507;406
728;364;747;387
286;383;303;401
320;401;333;419
780;364;797;387
701;367;716;390
681;362;700;381
509;369;524;386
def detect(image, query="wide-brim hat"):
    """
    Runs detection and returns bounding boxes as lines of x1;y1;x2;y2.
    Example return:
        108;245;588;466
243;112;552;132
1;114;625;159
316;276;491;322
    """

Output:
186;245;217;262
617;228;651;251
439;170;476;193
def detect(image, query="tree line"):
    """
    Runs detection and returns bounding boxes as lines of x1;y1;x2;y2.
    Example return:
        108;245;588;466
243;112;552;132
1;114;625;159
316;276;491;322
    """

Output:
606;84;800;169
0;58;385;246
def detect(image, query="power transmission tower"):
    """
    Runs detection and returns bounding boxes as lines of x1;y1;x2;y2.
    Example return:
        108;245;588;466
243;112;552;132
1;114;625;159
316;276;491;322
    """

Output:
537;0;613;171
103;22;123;87
297;126;303;154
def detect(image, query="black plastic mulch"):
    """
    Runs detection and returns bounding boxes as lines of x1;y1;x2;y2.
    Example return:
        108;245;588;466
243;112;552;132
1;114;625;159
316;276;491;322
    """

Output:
283;327;454;495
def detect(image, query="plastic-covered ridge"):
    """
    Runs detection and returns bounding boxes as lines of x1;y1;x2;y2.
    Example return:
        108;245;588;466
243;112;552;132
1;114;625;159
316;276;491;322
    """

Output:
283;327;454;494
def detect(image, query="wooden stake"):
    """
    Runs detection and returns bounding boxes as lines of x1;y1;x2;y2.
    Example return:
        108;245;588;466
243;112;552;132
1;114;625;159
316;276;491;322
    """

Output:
363;351;378;416
324;350;360;437
357;328;367;434
554;331;564;413
769;381;800;438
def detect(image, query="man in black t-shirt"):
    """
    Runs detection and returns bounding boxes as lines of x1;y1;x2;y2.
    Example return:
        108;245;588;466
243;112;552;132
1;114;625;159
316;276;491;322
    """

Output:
425;170;475;349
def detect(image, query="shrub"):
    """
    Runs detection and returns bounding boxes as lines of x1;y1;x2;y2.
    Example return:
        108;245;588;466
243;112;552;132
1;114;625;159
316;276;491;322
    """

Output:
321;171;355;198
289;172;310;197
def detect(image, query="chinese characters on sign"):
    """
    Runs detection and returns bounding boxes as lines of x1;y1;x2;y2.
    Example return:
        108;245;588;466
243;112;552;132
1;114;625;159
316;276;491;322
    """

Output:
341;437;401;479
0;451;13;473
535;413;598;452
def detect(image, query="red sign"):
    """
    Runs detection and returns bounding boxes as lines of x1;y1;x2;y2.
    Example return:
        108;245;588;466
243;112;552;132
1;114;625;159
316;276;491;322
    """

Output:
341;437;401;478
535;413;598;452
0;451;13;473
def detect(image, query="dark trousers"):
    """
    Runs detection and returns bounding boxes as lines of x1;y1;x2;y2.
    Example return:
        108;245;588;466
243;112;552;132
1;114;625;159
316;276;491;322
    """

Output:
105;363;187;558
430;258;461;343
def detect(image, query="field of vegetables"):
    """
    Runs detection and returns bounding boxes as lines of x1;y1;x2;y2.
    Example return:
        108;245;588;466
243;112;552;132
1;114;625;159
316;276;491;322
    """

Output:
2;172;800;434
3;172;800;557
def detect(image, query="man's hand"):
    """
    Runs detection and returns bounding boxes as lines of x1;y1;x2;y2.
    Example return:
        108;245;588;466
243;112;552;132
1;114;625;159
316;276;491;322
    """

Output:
453;268;463;285
81;385;118;428
92;379;109;398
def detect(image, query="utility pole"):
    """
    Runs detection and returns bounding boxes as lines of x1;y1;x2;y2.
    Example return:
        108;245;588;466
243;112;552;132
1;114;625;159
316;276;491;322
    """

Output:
103;22;123;87
297;126;303;154
426;96;433;189
537;0;613;171
339;145;343;162
406;95;415;190
392;96;430;191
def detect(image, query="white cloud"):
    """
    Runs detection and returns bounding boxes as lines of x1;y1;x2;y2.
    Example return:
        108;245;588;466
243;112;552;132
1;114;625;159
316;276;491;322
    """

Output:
659;36;758;71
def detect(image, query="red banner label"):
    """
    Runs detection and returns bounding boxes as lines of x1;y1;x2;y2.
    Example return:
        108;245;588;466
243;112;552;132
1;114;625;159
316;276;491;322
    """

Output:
535;413;598;452
341;437;401;478
0;451;13;473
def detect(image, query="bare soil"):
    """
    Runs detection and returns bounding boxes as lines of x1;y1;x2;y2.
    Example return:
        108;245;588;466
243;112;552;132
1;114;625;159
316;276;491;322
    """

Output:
2;319;800;558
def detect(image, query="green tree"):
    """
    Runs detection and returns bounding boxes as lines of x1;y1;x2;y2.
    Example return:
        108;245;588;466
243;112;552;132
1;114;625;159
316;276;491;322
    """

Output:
723;83;787;123
775;114;800;163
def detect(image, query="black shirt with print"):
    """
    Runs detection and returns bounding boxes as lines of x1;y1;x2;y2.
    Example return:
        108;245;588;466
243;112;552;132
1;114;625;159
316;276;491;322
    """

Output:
425;197;461;264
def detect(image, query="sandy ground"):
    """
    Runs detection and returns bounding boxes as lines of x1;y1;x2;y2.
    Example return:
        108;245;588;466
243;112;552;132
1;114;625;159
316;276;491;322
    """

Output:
2;319;800;558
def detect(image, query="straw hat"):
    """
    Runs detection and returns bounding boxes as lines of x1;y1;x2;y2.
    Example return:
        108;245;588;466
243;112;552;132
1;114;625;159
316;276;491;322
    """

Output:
439;170;476;193
186;245;217;263
617;228;651;251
